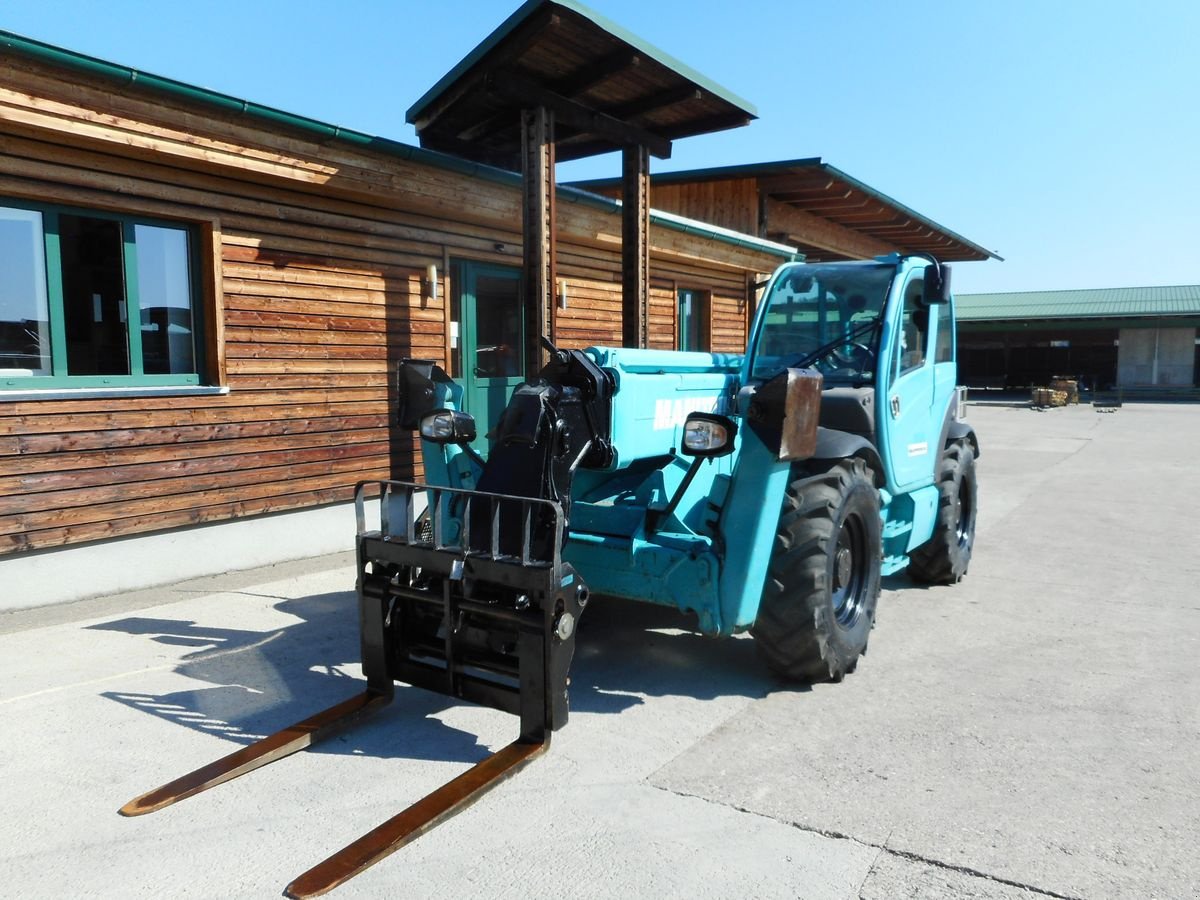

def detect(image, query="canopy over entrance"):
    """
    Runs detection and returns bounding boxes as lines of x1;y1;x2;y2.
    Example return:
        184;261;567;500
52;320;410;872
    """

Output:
406;0;756;169
407;0;758;357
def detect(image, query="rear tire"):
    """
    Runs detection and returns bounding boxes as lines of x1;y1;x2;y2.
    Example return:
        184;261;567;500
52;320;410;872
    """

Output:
908;440;977;584
751;458;882;682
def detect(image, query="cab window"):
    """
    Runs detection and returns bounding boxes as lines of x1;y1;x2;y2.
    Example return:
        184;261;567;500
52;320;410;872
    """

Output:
896;276;929;376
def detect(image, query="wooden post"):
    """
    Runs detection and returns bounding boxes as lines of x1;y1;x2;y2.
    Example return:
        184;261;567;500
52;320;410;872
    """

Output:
521;106;555;373
622;144;650;349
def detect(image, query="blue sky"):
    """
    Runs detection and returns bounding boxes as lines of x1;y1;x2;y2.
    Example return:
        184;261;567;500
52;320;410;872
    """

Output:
3;0;1197;294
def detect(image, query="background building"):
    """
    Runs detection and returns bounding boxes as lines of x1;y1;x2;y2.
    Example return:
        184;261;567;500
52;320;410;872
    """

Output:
956;286;1200;392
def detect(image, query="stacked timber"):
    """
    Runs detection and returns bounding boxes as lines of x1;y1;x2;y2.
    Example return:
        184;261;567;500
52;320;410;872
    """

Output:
1031;387;1070;408
1049;377;1080;404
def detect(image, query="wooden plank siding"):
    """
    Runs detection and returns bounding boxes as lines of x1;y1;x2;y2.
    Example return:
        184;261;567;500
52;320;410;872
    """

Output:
583;178;760;243
0;56;785;555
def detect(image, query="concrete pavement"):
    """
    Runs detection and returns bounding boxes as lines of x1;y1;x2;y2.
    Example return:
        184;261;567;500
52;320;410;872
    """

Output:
1;403;1196;898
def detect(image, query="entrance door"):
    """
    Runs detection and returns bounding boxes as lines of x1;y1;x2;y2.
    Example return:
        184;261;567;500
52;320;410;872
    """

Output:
455;261;524;451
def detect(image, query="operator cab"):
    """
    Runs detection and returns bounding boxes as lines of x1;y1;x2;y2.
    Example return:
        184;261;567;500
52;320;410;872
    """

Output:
748;260;897;442
749;261;894;387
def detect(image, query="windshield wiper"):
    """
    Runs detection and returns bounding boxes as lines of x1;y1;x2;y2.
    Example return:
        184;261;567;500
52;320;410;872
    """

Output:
782;318;880;371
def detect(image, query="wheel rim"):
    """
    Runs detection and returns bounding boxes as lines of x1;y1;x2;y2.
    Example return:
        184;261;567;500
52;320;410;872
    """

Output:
955;476;974;550
831;512;868;628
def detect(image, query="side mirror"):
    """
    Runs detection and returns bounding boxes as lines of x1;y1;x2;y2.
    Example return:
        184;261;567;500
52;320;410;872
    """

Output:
923;262;953;304
397;358;454;428
681;413;737;458
419;409;477;445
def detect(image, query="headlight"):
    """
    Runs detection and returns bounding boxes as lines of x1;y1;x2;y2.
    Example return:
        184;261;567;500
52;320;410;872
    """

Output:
681;413;737;458
419;409;476;445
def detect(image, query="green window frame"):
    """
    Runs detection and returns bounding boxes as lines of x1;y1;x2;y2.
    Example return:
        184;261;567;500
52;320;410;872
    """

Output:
677;288;710;352
1;199;205;390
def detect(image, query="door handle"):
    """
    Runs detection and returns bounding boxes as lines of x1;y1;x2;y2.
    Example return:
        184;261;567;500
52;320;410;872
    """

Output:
890;395;901;418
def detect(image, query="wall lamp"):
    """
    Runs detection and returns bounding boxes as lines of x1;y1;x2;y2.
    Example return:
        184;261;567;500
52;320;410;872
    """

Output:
426;263;439;303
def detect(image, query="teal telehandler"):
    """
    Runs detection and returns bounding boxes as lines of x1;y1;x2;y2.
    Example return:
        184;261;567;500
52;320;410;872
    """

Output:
122;252;978;896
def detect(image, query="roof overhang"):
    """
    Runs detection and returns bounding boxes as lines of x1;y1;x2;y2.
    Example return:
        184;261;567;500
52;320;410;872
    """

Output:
570;157;1001;262
405;0;757;168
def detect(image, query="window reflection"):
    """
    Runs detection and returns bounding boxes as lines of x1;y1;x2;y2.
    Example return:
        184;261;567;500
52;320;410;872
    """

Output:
0;207;51;374
473;274;522;377
135;224;195;375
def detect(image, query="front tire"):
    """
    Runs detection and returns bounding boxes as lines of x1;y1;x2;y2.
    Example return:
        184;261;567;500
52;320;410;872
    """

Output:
908;440;977;584
751;458;882;682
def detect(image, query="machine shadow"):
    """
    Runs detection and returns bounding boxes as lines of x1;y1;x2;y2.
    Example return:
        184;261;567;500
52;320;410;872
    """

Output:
91;584;790;766
568;593;781;715
89;590;491;766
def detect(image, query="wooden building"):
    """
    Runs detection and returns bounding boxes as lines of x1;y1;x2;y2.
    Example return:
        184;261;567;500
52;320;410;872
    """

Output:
0;7;994;607
0;27;796;605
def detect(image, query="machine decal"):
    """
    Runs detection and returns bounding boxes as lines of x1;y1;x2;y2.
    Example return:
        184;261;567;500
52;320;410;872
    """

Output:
907;441;929;457
652;396;723;430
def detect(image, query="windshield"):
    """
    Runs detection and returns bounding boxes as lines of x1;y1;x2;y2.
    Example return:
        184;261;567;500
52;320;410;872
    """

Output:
750;262;896;383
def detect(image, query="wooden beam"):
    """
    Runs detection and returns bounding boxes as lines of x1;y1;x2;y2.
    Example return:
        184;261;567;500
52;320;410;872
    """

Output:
486;71;672;159
553;137;620;163
622;144;650;348
452;111;519;147
453;51;643;145
659;110;754;140
409;7;560;133
552;49;640;97
758;175;839;195
602;85;702;121
521;105;555;371
763;198;894;260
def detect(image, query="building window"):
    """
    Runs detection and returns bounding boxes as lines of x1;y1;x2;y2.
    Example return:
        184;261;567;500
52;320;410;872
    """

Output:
677;288;710;351
1;201;203;388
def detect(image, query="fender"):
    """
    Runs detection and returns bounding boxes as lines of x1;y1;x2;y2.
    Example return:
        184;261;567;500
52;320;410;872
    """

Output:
812;427;885;486
934;398;981;458
946;420;980;457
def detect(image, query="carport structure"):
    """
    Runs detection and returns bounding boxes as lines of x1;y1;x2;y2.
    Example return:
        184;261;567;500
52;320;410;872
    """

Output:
407;0;758;359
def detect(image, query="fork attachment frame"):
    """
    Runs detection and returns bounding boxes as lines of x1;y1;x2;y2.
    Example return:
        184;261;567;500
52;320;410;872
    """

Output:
120;479;586;897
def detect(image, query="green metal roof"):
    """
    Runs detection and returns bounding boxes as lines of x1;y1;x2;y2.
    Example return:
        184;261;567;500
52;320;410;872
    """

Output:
956;285;1200;321
405;0;757;167
0;28;792;261
406;0;757;128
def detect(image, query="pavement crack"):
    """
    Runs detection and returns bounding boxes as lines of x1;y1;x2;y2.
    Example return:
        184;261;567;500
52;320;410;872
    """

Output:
876;845;1084;899
855;833;888;899
645;782;1084;900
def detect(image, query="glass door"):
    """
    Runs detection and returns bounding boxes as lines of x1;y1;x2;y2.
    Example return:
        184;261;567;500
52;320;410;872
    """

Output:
454;261;524;452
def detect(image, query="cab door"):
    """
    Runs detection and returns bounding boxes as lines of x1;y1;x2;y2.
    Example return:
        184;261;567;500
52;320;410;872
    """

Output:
882;270;937;491
453;261;524;453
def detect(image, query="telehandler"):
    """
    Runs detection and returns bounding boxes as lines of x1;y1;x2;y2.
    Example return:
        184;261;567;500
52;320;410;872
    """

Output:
122;251;978;896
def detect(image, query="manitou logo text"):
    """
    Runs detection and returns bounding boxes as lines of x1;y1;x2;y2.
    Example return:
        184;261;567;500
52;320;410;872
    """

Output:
653;396;723;430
